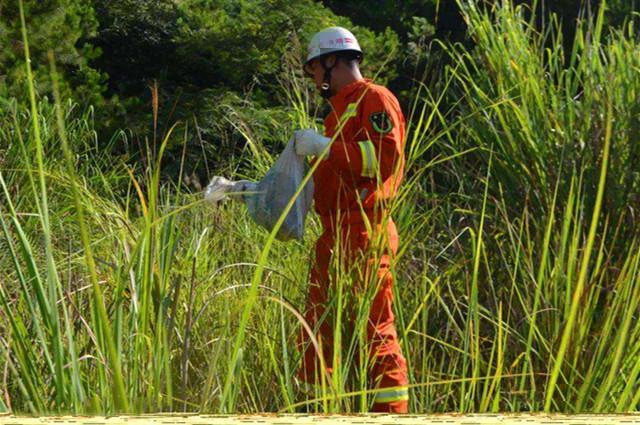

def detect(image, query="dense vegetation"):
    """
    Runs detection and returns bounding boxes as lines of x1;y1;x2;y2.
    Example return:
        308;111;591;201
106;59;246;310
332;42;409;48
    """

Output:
1;0;639;416
2;0;636;174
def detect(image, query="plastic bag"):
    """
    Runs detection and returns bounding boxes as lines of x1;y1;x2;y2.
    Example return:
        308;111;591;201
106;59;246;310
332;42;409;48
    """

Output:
204;176;238;202
205;136;314;241
243;136;314;241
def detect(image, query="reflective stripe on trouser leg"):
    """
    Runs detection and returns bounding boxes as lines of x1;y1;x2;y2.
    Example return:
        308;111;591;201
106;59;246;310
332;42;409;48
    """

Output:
367;258;408;412
358;140;377;178
373;386;409;404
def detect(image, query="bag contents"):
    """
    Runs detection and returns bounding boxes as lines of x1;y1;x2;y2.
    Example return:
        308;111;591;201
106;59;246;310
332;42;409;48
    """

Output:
205;136;314;241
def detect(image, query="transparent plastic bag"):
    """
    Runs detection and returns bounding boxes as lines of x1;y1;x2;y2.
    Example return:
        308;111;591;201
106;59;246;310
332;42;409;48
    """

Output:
205;137;314;241
242;136;314;241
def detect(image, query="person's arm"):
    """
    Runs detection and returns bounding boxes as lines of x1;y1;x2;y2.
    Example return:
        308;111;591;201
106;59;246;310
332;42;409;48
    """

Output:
327;91;404;182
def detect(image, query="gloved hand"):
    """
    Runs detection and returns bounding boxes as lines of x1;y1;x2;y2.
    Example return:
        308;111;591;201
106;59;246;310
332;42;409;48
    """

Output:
294;129;331;158
205;177;257;203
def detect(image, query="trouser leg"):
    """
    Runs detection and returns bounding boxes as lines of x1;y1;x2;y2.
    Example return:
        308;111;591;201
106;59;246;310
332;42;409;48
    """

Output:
298;222;409;413
298;232;333;385
367;265;408;413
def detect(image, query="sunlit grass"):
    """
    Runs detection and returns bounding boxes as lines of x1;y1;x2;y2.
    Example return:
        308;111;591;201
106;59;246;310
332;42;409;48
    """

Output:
0;0;639;415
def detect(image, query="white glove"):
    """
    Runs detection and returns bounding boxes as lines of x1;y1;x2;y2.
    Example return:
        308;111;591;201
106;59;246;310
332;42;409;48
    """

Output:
205;177;256;203
294;129;331;158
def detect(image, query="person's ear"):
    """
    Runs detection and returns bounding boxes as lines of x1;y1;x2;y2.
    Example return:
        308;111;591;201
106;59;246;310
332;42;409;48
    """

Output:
324;54;337;68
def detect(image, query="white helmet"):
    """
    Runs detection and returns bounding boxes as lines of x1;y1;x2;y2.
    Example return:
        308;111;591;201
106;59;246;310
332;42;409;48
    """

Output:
305;26;363;65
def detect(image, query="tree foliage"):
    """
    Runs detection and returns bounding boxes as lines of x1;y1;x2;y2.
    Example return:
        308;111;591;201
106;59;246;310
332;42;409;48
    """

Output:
0;0;105;107
1;0;637;147
88;0;400;108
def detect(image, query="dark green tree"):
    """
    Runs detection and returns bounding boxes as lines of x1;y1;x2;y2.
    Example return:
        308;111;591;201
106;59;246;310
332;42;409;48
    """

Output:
90;0;399;105
88;0;401;167
0;0;105;107
90;0;183;97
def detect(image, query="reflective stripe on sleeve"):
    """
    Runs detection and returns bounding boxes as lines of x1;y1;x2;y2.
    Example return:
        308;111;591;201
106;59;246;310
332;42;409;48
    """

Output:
358;140;377;178
373;386;409;404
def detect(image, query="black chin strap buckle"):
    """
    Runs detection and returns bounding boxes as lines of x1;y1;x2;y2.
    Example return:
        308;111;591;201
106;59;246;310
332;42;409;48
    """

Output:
320;56;334;99
320;75;332;98
320;82;331;99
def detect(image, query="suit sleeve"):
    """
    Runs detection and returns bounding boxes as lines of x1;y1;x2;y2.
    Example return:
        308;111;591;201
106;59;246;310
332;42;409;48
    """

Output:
327;91;404;182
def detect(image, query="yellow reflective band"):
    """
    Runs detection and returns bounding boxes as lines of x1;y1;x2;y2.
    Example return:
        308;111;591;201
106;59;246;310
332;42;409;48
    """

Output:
373;386;409;404
358;140;376;178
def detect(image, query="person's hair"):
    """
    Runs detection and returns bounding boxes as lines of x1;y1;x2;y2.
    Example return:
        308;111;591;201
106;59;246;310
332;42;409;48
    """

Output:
336;51;362;68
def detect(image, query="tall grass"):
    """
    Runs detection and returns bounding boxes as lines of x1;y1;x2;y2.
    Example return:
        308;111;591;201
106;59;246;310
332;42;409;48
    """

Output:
0;0;639;415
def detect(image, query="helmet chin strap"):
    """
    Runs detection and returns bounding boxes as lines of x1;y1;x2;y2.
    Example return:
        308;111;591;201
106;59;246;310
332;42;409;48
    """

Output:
320;57;335;99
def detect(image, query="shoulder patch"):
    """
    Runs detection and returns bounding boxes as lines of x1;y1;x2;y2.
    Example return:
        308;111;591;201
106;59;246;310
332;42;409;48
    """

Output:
369;111;393;135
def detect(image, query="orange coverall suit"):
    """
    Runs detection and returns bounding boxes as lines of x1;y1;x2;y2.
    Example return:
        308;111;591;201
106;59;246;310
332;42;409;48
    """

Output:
299;78;409;413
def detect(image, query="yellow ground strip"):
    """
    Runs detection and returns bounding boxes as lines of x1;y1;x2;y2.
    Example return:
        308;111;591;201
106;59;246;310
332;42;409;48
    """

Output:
1;414;640;425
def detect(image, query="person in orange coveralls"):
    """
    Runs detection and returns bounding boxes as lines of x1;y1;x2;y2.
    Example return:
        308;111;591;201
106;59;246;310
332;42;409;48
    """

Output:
294;26;409;413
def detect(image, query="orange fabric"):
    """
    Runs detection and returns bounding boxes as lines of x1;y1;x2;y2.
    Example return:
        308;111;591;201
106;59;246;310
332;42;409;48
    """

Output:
312;78;406;223
298;79;408;413
298;221;408;413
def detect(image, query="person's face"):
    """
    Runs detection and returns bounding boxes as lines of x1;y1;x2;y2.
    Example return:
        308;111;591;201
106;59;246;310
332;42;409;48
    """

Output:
304;59;324;91
304;55;336;92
